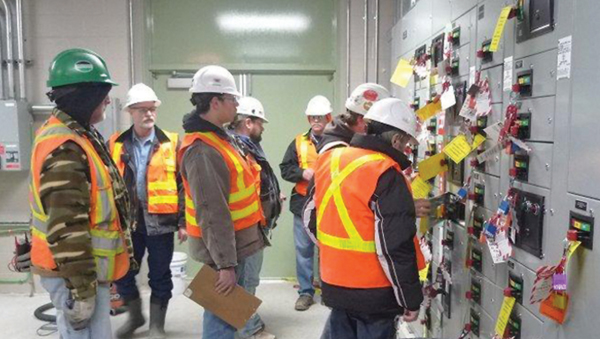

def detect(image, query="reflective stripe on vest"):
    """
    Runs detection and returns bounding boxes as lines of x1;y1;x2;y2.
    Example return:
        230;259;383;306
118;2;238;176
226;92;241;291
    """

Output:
316;148;388;253
294;133;317;196
29;116;129;282
178;131;263;238
109;131;179;214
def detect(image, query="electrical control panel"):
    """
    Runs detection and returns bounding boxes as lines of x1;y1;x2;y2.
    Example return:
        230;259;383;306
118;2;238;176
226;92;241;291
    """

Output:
514;189;545;258
0;101;32;172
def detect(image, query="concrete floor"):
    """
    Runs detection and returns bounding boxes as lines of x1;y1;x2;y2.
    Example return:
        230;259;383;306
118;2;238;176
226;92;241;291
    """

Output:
1;280;330;339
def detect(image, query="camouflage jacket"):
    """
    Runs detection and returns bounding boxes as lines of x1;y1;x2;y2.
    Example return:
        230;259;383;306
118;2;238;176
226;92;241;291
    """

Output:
38;110;135;300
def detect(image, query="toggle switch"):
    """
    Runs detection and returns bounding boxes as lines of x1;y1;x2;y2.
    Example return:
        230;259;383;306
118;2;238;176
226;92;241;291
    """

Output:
510;154;530;181
569;212;594;250
517;70;533;97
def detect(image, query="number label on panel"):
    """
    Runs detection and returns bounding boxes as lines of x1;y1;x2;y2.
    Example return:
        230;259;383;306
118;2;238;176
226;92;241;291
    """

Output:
575;200;588;211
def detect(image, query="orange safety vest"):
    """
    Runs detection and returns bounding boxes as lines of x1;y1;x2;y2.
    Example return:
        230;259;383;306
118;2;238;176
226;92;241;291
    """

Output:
177;131;263;238
29;116;129;282
315;147;425;289
294;133;318;196
108;130;179;214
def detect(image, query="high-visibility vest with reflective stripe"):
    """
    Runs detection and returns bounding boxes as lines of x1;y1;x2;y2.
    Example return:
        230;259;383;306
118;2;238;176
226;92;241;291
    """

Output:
108;130;179;214
29;116;129;282
178;132;263;238
294;133;317;196
315;147;424;289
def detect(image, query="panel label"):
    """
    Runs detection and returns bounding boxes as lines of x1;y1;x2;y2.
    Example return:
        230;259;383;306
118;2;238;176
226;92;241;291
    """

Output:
557;36;572;80
575;200;587;211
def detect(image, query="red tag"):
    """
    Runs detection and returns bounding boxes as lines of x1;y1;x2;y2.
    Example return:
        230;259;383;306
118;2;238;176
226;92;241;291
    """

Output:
0;144;5;155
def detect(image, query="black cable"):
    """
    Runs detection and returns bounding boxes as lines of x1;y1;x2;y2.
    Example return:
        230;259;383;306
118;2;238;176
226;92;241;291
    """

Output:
34;303;56;323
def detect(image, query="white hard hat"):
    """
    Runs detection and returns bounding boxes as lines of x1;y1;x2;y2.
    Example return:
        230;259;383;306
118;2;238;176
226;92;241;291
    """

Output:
237;97;268;122
125;83;161;108
305;95;332;116
345;83;390;115
189;65;241;97
364;98;418;143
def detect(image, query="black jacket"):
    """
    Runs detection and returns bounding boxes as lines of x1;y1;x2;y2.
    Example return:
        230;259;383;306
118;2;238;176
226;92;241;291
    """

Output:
316;116;355;153
314;134;423;314
110;126;185;236
229;131;282;232
279;131;321;217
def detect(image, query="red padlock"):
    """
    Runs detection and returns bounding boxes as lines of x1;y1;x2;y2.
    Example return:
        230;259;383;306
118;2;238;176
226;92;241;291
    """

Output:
467;227;474;235
509;168;517;177
464;323;472;332
504;287;513;297
470;159;479;167
512;83;521;93
466;259;473;267
468;193;476;200
567;229;579;242
476;50;484;58
465;291;473;300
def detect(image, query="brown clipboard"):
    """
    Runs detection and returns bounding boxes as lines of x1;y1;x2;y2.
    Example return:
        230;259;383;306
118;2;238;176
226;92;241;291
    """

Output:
183;265;262;329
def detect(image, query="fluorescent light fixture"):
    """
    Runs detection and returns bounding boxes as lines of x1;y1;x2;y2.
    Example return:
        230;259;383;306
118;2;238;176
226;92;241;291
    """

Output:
216;13;310;33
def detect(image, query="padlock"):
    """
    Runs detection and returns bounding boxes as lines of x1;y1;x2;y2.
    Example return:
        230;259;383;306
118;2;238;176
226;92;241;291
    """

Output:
552;292;568;310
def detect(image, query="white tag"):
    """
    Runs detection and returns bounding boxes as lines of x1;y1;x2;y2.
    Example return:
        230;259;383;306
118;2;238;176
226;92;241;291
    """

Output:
441;85;456;110
530;265;557;304
557;36;572;80
415;65;429;78
503;56;513;91
476;143;503;164
469;66;476;86
459;97;477;121
420;238;433;263
438;59;449;77
476;91;492;116
483;121;503;142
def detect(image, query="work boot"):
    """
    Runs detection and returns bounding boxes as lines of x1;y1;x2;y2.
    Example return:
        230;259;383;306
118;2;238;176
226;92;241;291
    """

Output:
294;294;314;311
116;298;146;338
149;301;168;339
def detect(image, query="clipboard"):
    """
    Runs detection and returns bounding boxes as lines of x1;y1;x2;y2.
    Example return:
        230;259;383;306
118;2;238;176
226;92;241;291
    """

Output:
184;265;262;329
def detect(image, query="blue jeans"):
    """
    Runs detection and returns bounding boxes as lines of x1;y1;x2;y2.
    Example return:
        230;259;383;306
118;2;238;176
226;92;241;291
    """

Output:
239;249;265;338
293;214;315;296
115;230;174;305
321;308;397;339
40;277;112;339
202;259;248;339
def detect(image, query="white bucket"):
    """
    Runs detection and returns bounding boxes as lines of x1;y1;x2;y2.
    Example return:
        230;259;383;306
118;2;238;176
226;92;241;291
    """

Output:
170;251;188;296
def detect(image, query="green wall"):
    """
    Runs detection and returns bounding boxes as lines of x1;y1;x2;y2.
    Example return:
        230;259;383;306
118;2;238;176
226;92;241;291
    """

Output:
147;0;338;278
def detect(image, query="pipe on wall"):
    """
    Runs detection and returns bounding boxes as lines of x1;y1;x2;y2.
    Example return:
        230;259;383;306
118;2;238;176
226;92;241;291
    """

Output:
363;0;368;83
127;0;135;86
374;0;379;83
0;0;14;99
0;13;5;99
345;0;350;96
15;0;24;100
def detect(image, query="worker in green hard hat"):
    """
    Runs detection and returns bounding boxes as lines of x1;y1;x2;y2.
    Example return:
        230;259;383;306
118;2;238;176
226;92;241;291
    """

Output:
30;48;135;338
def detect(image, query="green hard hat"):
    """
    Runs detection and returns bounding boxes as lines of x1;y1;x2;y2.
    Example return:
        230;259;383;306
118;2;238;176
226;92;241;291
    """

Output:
46;48;118;88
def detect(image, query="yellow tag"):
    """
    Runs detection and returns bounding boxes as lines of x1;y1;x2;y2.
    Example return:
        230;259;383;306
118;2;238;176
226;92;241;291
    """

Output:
418;152;449;181
471;134;487;150
567;241;582;261
391;59;414;88
495;296;516;336
419;263;430;282
490;6;513;52
443;135;473;164
419;217;429;235
416;100;443;122
412;175;432;199
430;74;439;87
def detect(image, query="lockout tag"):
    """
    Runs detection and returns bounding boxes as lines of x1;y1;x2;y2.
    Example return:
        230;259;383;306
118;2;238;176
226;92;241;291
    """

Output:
509;136;532;153
476;143;503;164
503;56;514;91
530;265;558;304
419;217;430;236
441;85;457;110
459;96;478;121
471;134;487;150
416;100;443;122
490;6;513;52
488;229;512;264
484;121;504;142
475;90;492;116
417;152;449;180
540;292;569;324
391;59;414;88
419;263;430;282
412;175;433;199
443;135;474;163
494;296;516;336
567;240;582;261
420;236;432;263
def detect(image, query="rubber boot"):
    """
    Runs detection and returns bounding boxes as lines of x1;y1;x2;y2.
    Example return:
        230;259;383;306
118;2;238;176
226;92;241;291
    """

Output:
149;301;168;339
116;298;146;338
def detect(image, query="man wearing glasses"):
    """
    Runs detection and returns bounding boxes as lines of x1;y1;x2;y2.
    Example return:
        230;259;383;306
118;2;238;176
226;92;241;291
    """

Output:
109;83;186;339
279;95;332;311
179;66;266;339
